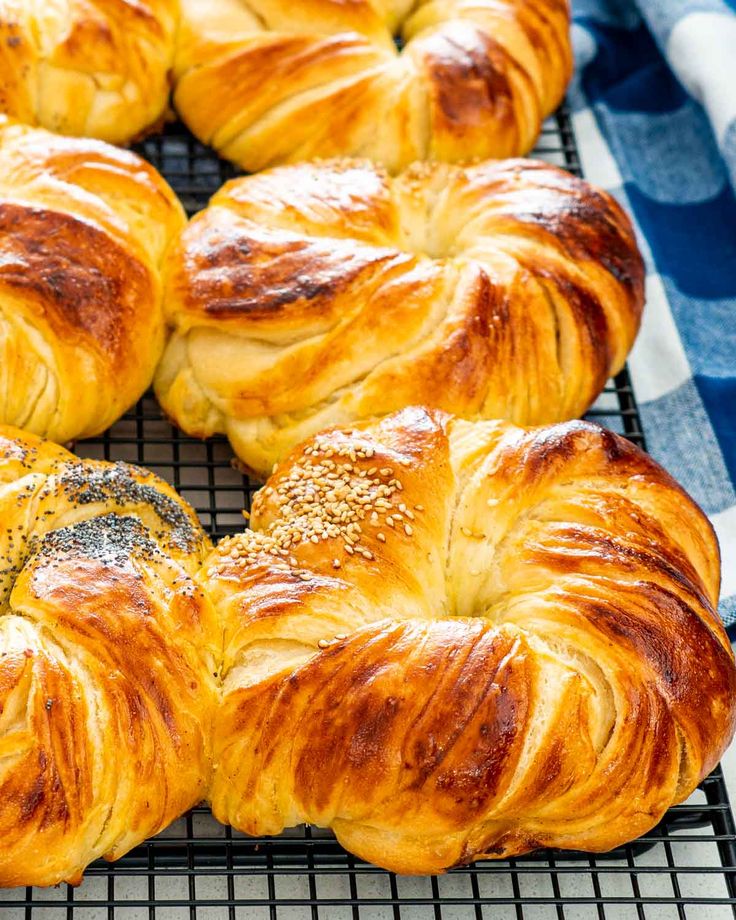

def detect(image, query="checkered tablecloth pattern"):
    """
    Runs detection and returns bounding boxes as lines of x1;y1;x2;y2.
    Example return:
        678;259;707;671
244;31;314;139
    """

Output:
570;0;736;634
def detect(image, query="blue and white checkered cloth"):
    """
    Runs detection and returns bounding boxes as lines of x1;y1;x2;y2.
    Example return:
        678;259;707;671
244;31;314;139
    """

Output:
570;0;736;635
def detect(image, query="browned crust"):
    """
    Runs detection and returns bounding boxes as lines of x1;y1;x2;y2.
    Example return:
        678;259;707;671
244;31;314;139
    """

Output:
0;427;214;888
0;202;155;363
159;157;644;445
204;408;735;874
173;0;572;169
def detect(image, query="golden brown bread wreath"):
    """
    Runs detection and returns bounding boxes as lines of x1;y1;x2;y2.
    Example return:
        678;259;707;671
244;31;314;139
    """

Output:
173;0;572;172
0;425;216;888
0;117;186;443
203;407;736;875
156;157;645;477
0;0;178;144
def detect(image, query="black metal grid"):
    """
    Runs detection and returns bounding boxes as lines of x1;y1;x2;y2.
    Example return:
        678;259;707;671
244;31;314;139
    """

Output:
1;107;735;918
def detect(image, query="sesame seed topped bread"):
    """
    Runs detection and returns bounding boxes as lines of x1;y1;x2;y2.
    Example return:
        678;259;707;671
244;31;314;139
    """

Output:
0;117;186;443
202;407;736;875
0;0;178;144
0;426;216;889
155;157;644;477
173;0;572;172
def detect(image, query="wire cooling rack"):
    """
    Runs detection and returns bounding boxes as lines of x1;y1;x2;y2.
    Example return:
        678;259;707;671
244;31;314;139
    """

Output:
2;107;735;919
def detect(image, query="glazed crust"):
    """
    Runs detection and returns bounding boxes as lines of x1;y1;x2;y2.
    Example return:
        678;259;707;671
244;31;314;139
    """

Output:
156;158;644;476
173;0;572;172
202;407;736;875
0;0;177;144
0;117;186;443
0;425;216;888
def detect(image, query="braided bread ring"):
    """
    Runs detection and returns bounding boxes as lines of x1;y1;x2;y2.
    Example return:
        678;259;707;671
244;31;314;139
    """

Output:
0;0;177;144
203;407;736;875
0;118;185;442
156;158;644;477
0;427;216;888
174;0;572;171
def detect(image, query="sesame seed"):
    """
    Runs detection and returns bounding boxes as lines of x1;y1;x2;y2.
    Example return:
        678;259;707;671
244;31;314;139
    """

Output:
404;524;413;536
335;633;347;640
318;639;330;649
376;532;386;542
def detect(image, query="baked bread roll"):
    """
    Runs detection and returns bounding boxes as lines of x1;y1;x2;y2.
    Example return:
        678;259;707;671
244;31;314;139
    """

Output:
156;158;645;477
0;425;216;888
203;407;736;875
0;117;186;443
173;0;572;172
0;0;177;144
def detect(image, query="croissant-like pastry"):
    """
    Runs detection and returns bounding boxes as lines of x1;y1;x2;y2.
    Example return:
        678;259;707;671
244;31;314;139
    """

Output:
203;407;736;875
0;425;216;889
0;0;177;144
156;158;644;477
0;117;186;443
172;0;572;172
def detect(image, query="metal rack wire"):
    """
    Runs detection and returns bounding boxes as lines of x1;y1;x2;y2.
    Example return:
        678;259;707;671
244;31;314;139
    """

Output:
1;106;735;918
